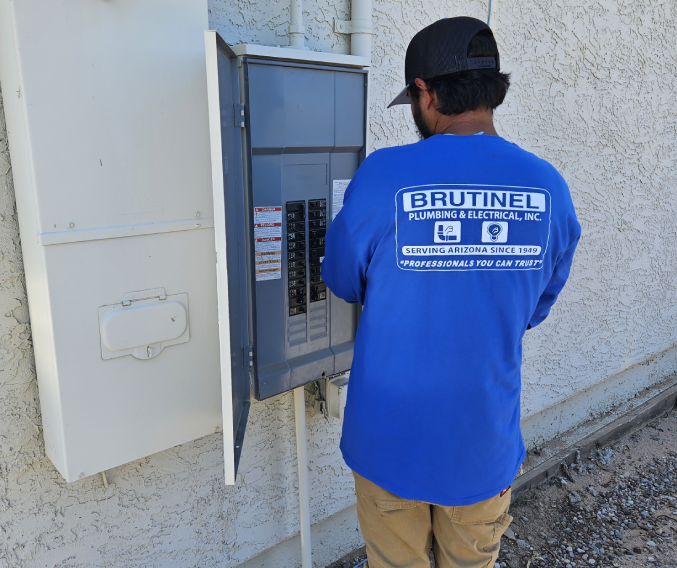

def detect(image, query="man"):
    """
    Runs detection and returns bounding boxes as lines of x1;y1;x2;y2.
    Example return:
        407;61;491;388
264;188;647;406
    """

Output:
321;16;581;568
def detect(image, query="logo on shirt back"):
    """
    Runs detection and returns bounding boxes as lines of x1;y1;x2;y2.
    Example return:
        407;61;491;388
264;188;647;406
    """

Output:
395;184;551;271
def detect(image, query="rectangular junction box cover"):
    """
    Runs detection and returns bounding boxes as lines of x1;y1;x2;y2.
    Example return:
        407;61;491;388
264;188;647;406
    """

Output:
0;0;222;483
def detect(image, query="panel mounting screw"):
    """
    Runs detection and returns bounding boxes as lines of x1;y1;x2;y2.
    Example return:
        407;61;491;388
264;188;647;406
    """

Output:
68;222;75;229
195;211;201;218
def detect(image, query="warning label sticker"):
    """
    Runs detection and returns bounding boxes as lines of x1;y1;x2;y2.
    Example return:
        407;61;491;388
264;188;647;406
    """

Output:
254;206;282;281
395;185;551;271
332;179;351;220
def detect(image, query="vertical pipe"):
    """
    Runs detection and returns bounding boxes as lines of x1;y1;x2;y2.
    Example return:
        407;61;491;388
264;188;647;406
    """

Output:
288;0;306;49
294;386;312;568
349;0;372;59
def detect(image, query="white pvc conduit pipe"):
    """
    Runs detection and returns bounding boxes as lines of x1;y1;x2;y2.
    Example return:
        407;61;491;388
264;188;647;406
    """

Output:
288;0;306;49
349;0;372;58
294;386;312;568
287;1;373;564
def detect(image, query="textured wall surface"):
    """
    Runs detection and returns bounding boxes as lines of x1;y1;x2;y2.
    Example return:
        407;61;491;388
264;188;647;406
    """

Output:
499;0;677;421
1;0;677;566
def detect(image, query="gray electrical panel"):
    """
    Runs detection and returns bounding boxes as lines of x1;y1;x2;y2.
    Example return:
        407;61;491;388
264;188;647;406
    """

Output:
208;40;367;404
206;33;367;479
243;60;366;400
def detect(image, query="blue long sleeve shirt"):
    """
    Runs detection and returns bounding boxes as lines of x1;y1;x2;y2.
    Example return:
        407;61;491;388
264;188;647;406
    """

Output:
322;134;581;506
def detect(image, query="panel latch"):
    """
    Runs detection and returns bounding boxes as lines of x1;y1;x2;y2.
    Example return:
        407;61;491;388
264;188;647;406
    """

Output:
233;103;245;128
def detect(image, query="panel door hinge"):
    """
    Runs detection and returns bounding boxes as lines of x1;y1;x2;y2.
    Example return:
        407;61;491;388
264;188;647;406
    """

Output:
243;344;254;368
233;104;245;128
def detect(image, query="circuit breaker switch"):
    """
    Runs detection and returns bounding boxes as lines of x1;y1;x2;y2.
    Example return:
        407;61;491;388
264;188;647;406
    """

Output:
310;283;327;302
287;241;305;251
308;210;326;219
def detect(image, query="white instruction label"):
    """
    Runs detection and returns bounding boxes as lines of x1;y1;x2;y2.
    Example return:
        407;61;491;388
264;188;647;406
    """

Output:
332;179;351;220
254;206;282;281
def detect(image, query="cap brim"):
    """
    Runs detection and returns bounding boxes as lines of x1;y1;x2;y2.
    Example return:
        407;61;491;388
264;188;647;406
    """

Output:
387;85;411;108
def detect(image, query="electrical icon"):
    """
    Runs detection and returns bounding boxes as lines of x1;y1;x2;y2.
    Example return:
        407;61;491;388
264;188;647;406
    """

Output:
481;221;508;243
487;223;502;242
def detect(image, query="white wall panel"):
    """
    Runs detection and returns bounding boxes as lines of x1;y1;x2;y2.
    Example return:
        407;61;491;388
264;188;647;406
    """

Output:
0;0;221;482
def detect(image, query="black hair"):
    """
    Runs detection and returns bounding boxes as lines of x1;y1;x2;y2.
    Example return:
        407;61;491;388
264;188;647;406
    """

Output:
408;30;511;115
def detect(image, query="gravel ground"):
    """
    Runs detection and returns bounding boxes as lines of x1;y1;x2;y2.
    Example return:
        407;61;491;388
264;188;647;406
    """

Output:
327;545;367;568
328;407;677;568
498;409;677;568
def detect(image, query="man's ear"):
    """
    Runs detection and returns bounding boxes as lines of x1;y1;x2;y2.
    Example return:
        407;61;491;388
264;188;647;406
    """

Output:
414;78;434;111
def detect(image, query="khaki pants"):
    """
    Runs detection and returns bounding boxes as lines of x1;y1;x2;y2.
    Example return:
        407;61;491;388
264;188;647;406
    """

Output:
353;472;513;568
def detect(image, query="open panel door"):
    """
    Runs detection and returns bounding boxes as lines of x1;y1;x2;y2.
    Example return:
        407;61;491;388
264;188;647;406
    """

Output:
205;31;251;484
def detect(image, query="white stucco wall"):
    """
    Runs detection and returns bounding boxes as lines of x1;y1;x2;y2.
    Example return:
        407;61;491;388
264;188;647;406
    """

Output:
1;0;676;566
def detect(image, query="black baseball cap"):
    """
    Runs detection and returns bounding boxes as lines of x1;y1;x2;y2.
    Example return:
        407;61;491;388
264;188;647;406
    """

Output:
388;16;500;108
